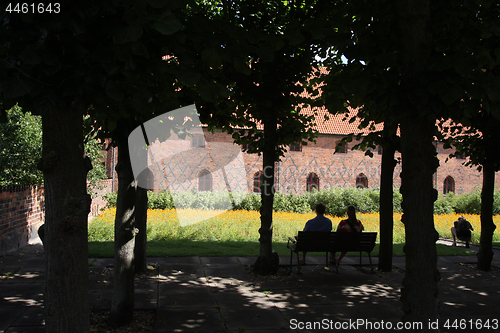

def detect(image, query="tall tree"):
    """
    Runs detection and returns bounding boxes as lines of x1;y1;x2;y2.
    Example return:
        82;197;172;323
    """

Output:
171;0;325;274
85;2;189;325
312;1;402;272
0;5;110;331
439;0;500;271
313;0;475;325
396;1;442;325
1;1;186;330
449;117;500;271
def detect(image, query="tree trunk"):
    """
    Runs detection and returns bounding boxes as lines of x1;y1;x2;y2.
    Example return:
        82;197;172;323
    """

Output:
254;118;279;275
134;185;148;274
378;141;397;272
478;162;496;271
109;135;137;328
399;116;440;327
41;107;91;333
396;0;440;328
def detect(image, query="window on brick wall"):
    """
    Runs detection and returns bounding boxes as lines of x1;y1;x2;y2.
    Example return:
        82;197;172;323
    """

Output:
253;171;264;193
290;142;302;152
336;141;347;153
443;176;455;194
137;168;155;190
192;136;205;148
242;143;252;152
198;170;212;191
356;173;368;188
378;146;383;155
306;173;319;192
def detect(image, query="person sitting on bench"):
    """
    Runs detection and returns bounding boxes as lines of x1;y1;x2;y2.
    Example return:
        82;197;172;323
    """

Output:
300;203;332;264
334;205;364;266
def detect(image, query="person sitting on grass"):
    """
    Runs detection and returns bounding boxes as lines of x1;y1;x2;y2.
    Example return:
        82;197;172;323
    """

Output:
333;205;364;266
451;216;474;248
300;202;332;265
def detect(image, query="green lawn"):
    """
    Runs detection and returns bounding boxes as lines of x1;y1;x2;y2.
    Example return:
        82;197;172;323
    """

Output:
89;240;475;258
89;208;484;258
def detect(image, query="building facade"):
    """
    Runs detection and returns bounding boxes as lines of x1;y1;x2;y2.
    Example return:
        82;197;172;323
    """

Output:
102;108;498;196
139;128;496;196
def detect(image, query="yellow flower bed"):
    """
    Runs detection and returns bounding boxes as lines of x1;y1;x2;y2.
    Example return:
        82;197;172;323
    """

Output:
89;208;499;244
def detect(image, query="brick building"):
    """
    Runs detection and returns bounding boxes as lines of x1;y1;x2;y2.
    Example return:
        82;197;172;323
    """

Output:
0;185;44;253
102;108;498;196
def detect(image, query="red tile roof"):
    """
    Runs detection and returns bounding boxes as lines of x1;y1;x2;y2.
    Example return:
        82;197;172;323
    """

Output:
297;67;384;136
301;106;384;135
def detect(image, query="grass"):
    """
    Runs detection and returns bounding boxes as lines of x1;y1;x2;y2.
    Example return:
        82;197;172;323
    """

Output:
88;240;475;258
88;208;495;258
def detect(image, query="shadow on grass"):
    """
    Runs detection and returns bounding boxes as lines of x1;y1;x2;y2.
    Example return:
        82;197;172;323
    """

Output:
89;240;475;258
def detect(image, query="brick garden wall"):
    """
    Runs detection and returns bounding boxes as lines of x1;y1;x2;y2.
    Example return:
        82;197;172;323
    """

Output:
0;181;114;254
0;185;45;254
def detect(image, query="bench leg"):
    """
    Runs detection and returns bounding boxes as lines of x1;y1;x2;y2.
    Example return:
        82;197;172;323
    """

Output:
331;252;338;273
368;253;374;272
287;250;294;275
296;252;302;274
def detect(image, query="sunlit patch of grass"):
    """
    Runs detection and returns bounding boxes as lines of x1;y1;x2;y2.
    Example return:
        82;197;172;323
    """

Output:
89;208;499;255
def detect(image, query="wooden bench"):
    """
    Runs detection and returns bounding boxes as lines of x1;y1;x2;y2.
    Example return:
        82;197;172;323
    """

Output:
287;231;378;273
330;232;377;272
287;231;331;271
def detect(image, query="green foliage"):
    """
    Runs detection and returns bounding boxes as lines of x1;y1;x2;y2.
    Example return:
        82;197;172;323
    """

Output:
84;117;107;198
433;193;455;215
103;192;118;208
103;188;389;214
306;187;389;216
236;192;262;211
452;190;482;215
0;105;43;186
103;187;500;215
0;107;106;190
433;190;500;215
392;189;403;213
147;191;174;210
272;192;310;213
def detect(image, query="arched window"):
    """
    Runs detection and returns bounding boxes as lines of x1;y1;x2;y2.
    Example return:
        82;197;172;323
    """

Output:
336;140;347;153
306;173;320;192
443;176;455;194
290;142;302;152
192;136;205;148
356;173;368;189
253;171;264;193
198;170;212;191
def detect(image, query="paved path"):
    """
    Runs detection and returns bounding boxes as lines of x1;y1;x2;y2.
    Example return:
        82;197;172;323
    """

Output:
1;244;499;332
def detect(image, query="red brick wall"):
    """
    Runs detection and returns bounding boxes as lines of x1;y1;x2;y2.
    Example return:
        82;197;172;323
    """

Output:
0;181;116;252
103;139;118;192
0;185;45;254
89;179;114;219
146;129;498;195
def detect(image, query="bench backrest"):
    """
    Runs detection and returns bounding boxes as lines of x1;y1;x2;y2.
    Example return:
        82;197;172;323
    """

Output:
295;231;331;252
330;232;377;253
